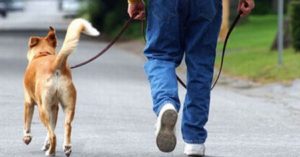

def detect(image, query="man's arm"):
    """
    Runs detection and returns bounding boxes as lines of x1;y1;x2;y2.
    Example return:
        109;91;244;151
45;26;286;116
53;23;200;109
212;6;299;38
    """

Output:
238;0;255;17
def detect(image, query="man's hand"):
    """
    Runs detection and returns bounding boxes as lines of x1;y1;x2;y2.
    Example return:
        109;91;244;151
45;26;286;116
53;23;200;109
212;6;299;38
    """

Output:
238;0;255;17
127;1;145;20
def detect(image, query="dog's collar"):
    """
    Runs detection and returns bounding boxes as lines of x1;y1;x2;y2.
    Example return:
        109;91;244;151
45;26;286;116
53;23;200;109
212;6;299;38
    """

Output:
33;51;53;59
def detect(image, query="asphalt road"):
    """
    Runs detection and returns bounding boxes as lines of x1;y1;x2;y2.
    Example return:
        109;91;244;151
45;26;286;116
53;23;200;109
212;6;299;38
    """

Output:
1;1;300;157
0;0;70;31
1;31;300;157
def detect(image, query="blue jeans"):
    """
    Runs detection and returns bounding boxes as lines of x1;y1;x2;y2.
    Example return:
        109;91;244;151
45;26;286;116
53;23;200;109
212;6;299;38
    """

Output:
144;0;222;144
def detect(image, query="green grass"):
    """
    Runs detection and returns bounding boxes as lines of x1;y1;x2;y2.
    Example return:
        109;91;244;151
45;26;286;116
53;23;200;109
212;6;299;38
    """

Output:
216;15;300;83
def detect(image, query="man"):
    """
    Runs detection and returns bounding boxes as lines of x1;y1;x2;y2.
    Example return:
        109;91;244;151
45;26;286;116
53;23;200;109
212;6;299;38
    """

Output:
127;0;255;156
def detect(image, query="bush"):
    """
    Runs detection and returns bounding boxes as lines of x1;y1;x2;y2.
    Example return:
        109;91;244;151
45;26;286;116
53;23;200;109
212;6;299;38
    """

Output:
289;0;300;52
80;0;143;39
251;0;273;15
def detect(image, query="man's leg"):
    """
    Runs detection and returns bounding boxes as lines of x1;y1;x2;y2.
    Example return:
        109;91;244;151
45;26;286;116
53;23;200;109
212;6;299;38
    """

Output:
182;0;222;155
144;0;185;115
144;0;186;152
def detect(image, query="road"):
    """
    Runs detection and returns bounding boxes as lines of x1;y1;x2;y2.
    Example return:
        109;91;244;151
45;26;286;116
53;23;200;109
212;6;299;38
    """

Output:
0;0;70;31
1;31;300;157
1;1;300;157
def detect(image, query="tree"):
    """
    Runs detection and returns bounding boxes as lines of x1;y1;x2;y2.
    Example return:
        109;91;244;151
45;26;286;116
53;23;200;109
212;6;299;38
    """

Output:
81;0;141;38
289;0;300;52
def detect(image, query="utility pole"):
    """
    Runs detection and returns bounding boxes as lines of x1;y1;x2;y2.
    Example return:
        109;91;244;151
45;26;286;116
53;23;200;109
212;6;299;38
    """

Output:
278;0;284;65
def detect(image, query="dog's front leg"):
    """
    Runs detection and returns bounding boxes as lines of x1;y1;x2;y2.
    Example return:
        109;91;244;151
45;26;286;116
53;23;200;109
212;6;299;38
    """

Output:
23;101;34;145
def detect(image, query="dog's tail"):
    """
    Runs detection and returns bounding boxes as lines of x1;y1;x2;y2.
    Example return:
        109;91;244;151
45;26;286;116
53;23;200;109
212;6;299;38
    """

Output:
53;18;100;70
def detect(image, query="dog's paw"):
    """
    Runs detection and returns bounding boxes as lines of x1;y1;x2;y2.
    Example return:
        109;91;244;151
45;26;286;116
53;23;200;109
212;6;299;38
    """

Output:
63;145;72;157
45;150;55;157
41;142;50;151
23;135;32;145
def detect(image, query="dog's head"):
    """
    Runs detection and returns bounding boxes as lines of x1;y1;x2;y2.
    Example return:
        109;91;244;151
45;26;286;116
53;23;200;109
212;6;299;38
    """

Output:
27;27;57;61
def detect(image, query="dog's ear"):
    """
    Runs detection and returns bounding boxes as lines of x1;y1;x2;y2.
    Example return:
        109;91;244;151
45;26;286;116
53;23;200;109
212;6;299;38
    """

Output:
28;37;40;48
46;26;57;48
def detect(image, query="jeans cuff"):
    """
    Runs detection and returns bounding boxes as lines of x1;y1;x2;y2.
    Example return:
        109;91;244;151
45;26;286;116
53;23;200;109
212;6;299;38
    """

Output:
183;138;206;144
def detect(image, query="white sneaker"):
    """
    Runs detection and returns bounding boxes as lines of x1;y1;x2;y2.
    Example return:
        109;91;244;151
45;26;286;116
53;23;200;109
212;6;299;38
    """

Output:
184;143;205;156
155;103;178;152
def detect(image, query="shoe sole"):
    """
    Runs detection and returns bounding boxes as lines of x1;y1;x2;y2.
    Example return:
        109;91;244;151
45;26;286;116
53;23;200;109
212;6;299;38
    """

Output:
156;109;177;152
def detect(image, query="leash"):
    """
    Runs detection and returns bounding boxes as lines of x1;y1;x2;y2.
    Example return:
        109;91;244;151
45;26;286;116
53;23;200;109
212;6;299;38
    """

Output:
175;12;242;90
210;12;241;90
71;12;242;90
70;17;136;69
141;13;241;90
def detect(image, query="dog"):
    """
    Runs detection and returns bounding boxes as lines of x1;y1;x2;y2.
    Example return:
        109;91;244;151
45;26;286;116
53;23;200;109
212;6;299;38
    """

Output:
22;19;99;156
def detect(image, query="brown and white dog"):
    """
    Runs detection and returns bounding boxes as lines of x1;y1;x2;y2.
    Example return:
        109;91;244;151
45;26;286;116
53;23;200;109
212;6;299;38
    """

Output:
22;19;99;157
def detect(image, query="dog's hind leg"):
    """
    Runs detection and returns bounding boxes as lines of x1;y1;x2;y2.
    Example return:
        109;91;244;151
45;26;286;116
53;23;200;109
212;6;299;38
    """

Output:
42;104;59;152
23;93;35;145
62;106;75;157
41;133;50;151
60;86;76;157
38;104;57;157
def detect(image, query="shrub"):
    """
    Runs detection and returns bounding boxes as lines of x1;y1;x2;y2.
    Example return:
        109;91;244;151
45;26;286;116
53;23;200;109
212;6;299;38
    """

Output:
251;0;273;15
289;0;300;52
80;0;142;39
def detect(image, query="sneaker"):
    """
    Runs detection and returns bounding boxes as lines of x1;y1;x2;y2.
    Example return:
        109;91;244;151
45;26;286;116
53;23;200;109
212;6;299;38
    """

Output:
184;143;205;156
155;103;178;152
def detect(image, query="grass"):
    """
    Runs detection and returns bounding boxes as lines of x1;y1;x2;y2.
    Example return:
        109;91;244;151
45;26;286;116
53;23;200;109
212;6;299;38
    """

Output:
216;15;300;83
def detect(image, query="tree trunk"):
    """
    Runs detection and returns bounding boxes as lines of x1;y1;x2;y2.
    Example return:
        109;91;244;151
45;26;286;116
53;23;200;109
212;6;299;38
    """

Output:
270;18;292;50
219;0;230;42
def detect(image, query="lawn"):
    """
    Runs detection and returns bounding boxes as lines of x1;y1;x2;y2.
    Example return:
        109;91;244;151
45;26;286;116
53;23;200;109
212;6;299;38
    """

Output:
216;15;300;83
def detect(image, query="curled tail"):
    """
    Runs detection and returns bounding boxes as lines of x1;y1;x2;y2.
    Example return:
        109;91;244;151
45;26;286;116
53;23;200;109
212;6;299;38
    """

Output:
53;18;100;70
